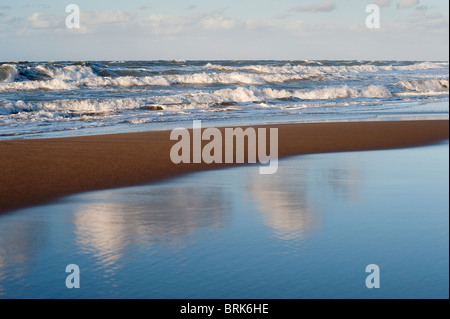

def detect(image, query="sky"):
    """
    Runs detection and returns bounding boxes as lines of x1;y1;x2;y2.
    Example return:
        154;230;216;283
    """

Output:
0;0;448;61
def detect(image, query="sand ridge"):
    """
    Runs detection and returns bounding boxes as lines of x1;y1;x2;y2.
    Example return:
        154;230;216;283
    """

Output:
0;120;448;214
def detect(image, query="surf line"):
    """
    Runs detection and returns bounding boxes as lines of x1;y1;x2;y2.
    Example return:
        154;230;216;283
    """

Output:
170;120;278;174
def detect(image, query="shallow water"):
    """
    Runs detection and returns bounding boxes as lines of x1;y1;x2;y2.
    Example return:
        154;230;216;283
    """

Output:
0;141;448;299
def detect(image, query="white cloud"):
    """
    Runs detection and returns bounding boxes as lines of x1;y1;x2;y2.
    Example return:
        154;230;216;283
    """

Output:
28;12;63;29
145;13;196;35
22;4;50;9
415;5;427;12
244;19;274;31
375;0;392;7
293;0;336;13
82;11;135;25
420;12;448;28
284;20;306;33
144;13;240;35
201;16;238;30
0;15;21;24
26;10;135;32
397;0;419;9
274;13;290;20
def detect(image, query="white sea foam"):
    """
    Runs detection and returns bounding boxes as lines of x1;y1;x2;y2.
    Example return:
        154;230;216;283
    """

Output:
35;65;97;81
0;79;74;91
0;71;321;91
0;84;394;117
394;62;448;71
1;60;448;92
205;61;448;76
0;64;18;83
0;98;141;115
260;85;391;100
397;79;449;92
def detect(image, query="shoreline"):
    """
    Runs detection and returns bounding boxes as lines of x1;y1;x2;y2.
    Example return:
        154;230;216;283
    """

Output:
0;120;448;214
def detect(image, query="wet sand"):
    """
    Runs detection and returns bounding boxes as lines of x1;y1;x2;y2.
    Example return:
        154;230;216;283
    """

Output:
0;120;448;214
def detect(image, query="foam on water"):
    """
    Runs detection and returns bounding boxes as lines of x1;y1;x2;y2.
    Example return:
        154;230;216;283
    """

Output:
0;60;448;139
0;64;18;83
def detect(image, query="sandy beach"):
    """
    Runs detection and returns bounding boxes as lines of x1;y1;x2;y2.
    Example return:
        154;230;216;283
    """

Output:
0;120;448;214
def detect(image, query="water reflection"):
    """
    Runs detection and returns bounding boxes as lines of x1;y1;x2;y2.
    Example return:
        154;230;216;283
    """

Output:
248;170;319;240
320;156;361;203
0;219;49;296
73;184;229;269
0;221;47;269
247;154;361;240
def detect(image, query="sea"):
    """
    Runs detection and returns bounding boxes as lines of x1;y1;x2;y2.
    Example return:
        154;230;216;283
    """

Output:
0;60;448;139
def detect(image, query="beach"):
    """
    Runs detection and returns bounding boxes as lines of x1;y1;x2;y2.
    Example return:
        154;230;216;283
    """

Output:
1;58;449;300
0;120;448;214
0;136;448;298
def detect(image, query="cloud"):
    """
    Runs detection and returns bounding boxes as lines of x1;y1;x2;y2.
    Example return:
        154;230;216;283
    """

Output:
22;4;50;9
390;10;448;32
274;13;290;20
415;5;427;12
201;16;238;30
145;13;197;35
186;5;197;10
28;12;63;29
244;19;274;31
420;12;448;28
143;13;240;35
82;11;135;25
375;0;392;7
0;5;11;10
0;15;22;25
293;0;336;13
397;0;419;9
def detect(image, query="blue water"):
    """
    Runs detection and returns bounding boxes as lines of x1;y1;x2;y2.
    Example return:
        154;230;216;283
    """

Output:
0;60;448;139
0;141;448;299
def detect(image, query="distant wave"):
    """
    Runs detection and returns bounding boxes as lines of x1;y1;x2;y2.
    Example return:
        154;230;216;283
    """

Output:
1;61;447;91
0;60;448;139
5;83;444;117
0;71;325;91
204;61;448;74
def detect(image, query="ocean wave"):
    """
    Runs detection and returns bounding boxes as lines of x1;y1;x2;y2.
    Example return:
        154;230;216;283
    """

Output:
397;79;449;92
35;64;97;81
204;61;448;75
0;84;395;116
260;85;392;100
3;77;448;118
0;64;18;83
1;60;448;92
0;71;323;91
394;62;449;71
0;98;141;116
0;79;74;91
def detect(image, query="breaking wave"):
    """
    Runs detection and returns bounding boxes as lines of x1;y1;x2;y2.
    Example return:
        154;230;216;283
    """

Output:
397;79;449;94
1;61;448;92
0;64;18;83
0;60;448;139
0;85;396;116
